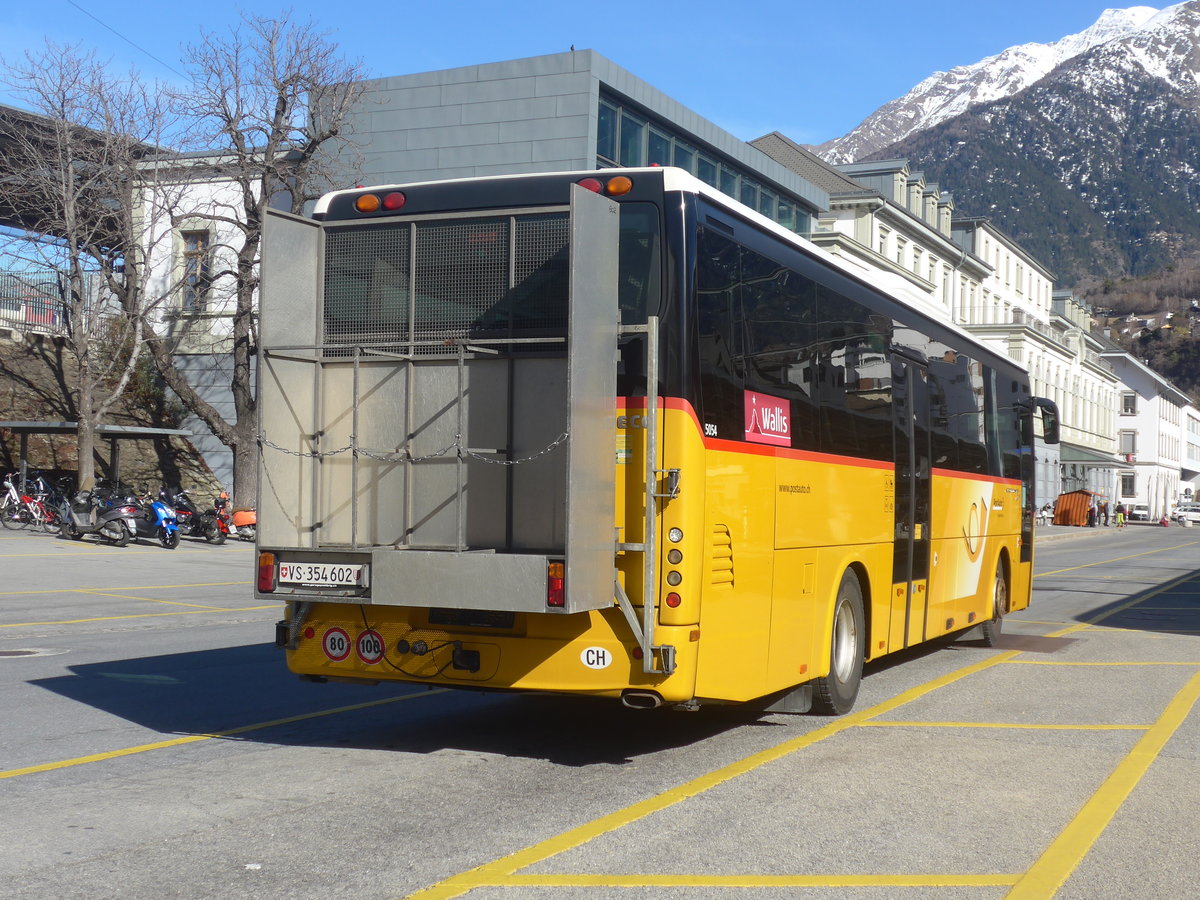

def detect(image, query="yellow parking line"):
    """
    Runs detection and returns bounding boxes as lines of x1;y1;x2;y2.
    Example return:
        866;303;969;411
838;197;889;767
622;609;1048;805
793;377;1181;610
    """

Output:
404;651;1021;900
497;873;1021;888
0;580;252;597
1006;671;1200;899
74;590;230;610
406;590;1185;898
859;721;1149;731
1035;542;1200;577
0;689;446;780
1005;660;1200;667
0;606;277;628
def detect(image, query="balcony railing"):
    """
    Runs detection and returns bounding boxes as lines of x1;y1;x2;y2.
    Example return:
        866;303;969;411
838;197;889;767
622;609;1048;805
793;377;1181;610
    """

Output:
0;271;74;336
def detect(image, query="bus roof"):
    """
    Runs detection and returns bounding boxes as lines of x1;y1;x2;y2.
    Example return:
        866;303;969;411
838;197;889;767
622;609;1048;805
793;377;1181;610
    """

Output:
312;167;1026;380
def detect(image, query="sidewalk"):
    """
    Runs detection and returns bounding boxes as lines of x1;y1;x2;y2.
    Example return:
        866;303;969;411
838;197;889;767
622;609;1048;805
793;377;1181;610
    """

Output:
1034;520;1190;543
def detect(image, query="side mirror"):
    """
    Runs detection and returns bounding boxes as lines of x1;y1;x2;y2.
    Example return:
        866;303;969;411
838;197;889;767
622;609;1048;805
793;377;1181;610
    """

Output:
1032;397;1060;445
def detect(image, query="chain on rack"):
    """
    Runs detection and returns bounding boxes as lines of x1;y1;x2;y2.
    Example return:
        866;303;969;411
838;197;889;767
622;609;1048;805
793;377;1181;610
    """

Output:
257;432;569;466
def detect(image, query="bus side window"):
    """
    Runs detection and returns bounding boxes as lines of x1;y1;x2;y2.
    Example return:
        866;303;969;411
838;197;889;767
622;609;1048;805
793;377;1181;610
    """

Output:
696;228;744;439
739;247;819;451
927;358;960;471
816;287;892;461
928;351;986;473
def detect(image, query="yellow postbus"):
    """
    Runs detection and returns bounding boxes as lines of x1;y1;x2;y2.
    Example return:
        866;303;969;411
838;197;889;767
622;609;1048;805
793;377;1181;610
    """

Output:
256;167;1059;714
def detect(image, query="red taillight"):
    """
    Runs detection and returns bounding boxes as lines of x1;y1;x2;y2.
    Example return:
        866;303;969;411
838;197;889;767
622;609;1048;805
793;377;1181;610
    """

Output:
576;176;634;196
258;551;277;593
382;191;406;210
665;592;682;608
547;562;565;607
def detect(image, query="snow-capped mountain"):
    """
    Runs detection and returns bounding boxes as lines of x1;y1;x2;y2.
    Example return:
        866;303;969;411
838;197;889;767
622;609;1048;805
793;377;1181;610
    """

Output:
820;1;1200;282
815;5;1163;164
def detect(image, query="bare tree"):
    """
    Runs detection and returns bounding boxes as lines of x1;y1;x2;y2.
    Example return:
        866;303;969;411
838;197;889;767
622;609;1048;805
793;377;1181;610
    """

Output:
0;43;179;487
143;12;366;504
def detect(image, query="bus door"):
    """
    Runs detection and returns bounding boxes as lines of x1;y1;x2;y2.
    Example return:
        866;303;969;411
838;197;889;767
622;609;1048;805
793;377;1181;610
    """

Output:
891;357;932;648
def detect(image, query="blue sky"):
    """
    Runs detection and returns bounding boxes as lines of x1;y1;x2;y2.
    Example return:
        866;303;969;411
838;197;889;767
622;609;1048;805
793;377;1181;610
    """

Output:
1;0;1152;145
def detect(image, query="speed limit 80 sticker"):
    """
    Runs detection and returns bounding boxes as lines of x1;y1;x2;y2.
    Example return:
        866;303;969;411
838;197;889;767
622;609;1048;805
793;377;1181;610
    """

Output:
322;627;351;661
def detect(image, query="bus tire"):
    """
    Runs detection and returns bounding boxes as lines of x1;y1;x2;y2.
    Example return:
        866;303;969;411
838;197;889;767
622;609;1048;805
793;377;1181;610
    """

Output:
813;570;865;715
979;561;1008;647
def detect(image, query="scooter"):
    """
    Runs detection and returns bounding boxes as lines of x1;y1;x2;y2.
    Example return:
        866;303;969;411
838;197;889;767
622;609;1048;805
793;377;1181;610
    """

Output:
59;488;136;546
173;489;228;544
226;494;256;541
118;491;180;549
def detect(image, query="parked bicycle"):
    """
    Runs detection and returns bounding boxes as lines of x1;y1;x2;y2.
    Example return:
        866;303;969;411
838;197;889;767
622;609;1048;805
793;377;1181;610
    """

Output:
2;473;63;533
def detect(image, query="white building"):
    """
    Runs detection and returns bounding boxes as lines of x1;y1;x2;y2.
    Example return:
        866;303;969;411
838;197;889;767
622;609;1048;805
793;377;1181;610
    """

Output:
1101;351;1188;520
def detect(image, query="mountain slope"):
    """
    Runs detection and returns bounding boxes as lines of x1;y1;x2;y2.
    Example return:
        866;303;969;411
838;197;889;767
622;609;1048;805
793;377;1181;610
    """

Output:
860;1;1200;283
816;5;1162;164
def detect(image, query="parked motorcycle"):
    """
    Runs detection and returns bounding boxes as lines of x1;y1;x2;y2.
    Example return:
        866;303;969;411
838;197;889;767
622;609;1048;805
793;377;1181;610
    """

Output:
118;490;180;549
59;488;136;546
225;494;256;541
173;489;229;544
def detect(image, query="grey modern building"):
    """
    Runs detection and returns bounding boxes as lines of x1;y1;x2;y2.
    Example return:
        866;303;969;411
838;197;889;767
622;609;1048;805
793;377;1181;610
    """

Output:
330;50;829;235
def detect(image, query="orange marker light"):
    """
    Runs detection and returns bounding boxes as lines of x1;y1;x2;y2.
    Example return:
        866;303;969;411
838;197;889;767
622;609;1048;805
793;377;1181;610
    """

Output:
605;176;633;196
354;194;381;213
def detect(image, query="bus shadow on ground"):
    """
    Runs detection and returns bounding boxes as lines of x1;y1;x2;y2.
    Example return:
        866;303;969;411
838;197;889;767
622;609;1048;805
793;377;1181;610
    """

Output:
1072;564;1200;638
28;644;784;765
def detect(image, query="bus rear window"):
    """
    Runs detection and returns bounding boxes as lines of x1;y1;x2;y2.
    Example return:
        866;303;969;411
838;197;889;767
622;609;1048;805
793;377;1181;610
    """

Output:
322;204;660;351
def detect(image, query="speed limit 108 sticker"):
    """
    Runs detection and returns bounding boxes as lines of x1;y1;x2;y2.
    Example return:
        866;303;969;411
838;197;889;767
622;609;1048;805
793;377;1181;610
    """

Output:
322;626;351;661
355;629;386;665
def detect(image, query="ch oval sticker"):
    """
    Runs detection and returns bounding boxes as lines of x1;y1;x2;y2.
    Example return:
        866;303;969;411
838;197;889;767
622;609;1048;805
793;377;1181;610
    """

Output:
581;647;612;670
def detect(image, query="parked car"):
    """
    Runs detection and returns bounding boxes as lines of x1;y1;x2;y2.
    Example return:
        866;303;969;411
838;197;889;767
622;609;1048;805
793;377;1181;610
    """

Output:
1174;503;1200;524
1129;503;1150;521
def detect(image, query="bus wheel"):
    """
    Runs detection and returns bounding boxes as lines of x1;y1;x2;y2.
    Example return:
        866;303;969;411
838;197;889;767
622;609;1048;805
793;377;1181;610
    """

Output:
813;570;865;715
980;563;1007;647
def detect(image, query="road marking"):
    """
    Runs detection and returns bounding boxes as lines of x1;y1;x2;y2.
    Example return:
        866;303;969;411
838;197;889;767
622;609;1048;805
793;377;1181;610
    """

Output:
1006;670;1200;899
859;721;1150;730
405;572;1198;899
0;580;252;596
1005;660;1200;666
404;651;1021;900
497;873;1022;888
0;690;447;780
0;606;276;628
73;590;231;610
1035;541;1200;578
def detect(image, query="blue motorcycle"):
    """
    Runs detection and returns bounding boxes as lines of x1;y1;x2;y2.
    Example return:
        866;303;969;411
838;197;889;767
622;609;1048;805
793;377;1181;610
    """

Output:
119;490;180;549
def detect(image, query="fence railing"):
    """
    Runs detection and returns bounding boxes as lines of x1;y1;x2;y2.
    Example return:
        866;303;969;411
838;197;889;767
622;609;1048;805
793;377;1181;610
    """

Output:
0;271;71;336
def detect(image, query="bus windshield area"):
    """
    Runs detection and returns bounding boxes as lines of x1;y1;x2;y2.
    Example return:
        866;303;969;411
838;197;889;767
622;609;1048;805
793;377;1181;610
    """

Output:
321;203;661;352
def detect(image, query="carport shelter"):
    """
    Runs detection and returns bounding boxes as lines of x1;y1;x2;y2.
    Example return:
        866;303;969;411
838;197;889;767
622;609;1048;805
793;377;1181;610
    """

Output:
0;421;194;491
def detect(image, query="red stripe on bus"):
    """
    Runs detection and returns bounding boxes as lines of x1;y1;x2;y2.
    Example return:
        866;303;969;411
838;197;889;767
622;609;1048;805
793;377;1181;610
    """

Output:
617;398;1020;483
931;467;1023;487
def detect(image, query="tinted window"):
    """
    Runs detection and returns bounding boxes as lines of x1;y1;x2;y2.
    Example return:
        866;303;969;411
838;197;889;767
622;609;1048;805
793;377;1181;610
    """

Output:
696;228;744;438
927;350;987;473
740;247;819;448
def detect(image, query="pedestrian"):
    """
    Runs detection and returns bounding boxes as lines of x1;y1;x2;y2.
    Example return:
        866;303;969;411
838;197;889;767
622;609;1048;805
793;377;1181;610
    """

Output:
1087;504;1096;527
1101;501;1110;526
1115;502;1126;528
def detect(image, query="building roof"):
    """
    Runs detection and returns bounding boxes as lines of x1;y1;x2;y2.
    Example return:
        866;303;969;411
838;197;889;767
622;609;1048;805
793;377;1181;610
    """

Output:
748;132;869;196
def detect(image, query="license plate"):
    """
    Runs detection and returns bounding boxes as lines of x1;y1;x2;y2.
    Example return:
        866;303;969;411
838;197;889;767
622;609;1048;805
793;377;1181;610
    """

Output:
278;562;365;587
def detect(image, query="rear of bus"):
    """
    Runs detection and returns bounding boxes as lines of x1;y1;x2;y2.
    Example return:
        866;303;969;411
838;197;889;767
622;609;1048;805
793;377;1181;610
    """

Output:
256;169;704;706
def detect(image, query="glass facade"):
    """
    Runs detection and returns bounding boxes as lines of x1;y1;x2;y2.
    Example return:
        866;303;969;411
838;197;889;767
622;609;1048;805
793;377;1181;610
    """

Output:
597;96;811;235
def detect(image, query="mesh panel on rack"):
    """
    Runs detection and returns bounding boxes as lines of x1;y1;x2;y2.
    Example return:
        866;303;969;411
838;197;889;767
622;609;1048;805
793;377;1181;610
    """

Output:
322;213;570;355
324;223;410;349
